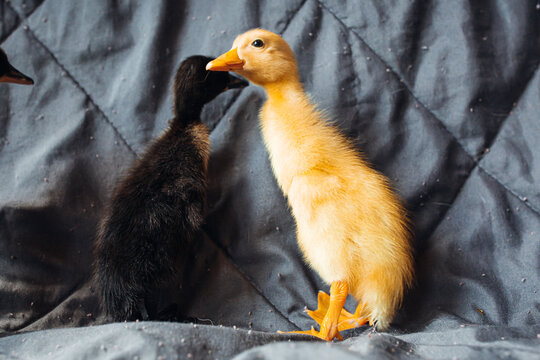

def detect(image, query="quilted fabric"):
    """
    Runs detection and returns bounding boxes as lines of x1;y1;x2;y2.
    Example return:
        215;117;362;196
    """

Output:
1;1;539;358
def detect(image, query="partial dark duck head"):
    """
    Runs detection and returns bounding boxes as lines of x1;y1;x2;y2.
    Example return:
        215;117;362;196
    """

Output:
0;48;34;85
173;55;247;116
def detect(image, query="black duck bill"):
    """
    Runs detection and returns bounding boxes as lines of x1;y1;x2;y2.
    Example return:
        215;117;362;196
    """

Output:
0;63;34;85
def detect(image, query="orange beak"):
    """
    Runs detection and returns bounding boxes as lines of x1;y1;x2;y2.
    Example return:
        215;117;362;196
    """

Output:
206;48;244;72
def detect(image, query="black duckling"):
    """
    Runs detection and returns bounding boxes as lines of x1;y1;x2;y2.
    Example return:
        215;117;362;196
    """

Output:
93;55;248;321
0;48;34;85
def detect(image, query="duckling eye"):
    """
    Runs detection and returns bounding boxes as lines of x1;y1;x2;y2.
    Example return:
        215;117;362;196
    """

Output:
251;39;264;48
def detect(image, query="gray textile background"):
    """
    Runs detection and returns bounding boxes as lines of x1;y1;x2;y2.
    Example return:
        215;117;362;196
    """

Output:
1;0;540;359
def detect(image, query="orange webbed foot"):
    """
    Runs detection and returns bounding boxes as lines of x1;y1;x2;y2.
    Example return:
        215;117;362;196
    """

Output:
278;281;362;342
306;291;368;331
278;326;344;341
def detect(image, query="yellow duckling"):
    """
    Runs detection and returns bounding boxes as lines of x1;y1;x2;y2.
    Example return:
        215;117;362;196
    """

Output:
207;29;414;341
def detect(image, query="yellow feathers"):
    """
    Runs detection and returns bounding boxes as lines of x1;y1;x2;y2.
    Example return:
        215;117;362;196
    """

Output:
208;29;414;338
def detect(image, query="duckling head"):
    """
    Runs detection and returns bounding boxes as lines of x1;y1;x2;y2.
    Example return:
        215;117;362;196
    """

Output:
173;55;247;116
0;48;34;85
206;29;299;87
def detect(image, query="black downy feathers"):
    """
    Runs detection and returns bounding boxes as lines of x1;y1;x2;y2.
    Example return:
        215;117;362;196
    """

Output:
92;56;247;321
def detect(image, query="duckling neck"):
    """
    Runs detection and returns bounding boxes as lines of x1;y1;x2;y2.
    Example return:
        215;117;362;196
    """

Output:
263;80;304;102
260;79;326;194
172;101;204;129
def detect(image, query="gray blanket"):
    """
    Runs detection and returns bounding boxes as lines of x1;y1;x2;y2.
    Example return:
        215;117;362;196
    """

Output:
1;0;539;359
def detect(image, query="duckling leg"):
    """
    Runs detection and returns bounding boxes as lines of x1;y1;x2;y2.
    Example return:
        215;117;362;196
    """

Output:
306;291;368;331
280;281;349;341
